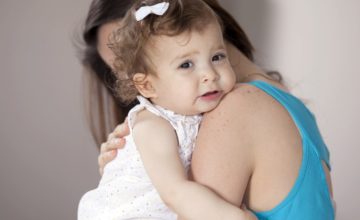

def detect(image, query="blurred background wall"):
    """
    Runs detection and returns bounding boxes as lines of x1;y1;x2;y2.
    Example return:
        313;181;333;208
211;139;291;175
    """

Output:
0;0;359;219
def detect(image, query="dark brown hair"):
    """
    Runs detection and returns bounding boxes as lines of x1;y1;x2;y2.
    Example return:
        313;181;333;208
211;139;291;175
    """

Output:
110;0;223;104
79;0;282;146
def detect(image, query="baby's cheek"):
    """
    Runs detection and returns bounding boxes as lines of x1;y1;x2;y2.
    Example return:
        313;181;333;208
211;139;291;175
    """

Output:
224;75;236;92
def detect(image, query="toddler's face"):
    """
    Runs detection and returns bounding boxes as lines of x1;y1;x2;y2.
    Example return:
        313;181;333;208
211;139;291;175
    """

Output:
145;21;236;115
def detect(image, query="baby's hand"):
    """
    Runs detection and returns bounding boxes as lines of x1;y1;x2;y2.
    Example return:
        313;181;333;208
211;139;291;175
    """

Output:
98;119;129;175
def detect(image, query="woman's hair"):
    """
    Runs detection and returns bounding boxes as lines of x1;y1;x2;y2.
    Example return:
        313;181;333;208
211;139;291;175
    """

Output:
109;0;222;104
80;0;282;146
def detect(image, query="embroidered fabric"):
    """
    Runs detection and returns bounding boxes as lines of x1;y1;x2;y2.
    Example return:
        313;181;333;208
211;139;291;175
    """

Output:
78;96;202;220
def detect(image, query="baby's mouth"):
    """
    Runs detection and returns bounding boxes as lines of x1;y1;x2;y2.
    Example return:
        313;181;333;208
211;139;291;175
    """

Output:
201;90;219;97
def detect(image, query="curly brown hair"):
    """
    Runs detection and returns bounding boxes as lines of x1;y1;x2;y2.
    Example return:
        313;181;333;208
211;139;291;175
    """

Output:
109;0;222;104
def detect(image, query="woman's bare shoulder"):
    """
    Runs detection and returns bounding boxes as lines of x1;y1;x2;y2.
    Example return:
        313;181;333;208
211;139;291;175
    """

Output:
204;83;278;123
195;82;278;163
193;82;303;207
202;82;296;146
192;83;277;204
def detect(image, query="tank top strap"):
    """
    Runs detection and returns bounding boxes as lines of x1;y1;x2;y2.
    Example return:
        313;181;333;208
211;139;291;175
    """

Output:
247;81;309;138
137;96;201;124
246;80;331;169
127;96;202;131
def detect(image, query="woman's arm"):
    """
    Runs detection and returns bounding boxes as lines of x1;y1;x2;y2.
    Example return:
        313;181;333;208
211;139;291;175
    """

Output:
191;83;303;210
133;110;256;220
191;84;258;206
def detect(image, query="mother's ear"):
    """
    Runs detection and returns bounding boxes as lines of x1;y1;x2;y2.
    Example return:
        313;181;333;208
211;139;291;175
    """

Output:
133;73;157;98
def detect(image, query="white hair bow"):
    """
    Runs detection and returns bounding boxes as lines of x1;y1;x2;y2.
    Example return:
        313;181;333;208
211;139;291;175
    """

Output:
135;2;170;21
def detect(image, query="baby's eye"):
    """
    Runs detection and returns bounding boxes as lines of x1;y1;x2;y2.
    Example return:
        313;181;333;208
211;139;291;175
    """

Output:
179;61;193;69
212;53;226;62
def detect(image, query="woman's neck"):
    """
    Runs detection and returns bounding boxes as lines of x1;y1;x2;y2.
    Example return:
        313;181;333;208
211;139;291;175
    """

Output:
226;43;288;91
226;43;266;82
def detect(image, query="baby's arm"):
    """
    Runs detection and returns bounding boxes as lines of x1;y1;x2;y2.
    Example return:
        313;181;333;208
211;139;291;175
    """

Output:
133;110;256;220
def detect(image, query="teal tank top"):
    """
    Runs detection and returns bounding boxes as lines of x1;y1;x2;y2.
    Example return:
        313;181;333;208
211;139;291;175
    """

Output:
247;81;335;220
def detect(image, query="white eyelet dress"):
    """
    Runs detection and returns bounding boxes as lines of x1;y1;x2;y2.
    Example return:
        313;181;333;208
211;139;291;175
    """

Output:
78;96;202;220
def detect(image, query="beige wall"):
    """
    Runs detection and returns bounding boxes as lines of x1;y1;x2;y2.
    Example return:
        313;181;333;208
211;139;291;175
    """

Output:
0;0;358;219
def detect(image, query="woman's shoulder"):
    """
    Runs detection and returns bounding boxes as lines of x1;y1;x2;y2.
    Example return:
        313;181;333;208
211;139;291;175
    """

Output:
195;81;304;209
193;81;294;204
223;79;288;111
203;81;295;141
229;78;288;103
211;82;278;118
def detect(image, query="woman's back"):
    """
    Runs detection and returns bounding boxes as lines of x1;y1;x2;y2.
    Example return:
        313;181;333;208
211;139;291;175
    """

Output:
191;79;334;220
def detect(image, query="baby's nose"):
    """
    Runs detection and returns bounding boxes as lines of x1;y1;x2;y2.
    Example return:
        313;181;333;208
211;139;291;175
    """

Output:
202;69;219;82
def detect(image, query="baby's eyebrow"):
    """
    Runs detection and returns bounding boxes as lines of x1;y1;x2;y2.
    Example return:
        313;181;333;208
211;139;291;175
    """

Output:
212;42;226;51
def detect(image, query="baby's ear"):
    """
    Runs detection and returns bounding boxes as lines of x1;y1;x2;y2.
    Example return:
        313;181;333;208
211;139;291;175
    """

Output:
133;73;157;98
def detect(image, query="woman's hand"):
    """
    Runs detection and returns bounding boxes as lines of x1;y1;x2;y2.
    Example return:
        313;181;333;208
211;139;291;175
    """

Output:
98;120;130;175
241;204;258;220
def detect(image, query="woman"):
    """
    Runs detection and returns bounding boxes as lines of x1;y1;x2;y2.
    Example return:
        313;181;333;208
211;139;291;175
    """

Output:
80;0;334;219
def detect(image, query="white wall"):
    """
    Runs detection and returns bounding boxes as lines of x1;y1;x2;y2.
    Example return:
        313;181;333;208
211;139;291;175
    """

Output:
0;0;99;219
220;0;360;219
0;0;358;219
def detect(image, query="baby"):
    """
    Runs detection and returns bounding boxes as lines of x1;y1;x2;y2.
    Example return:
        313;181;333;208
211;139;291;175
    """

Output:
78;1;256;219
